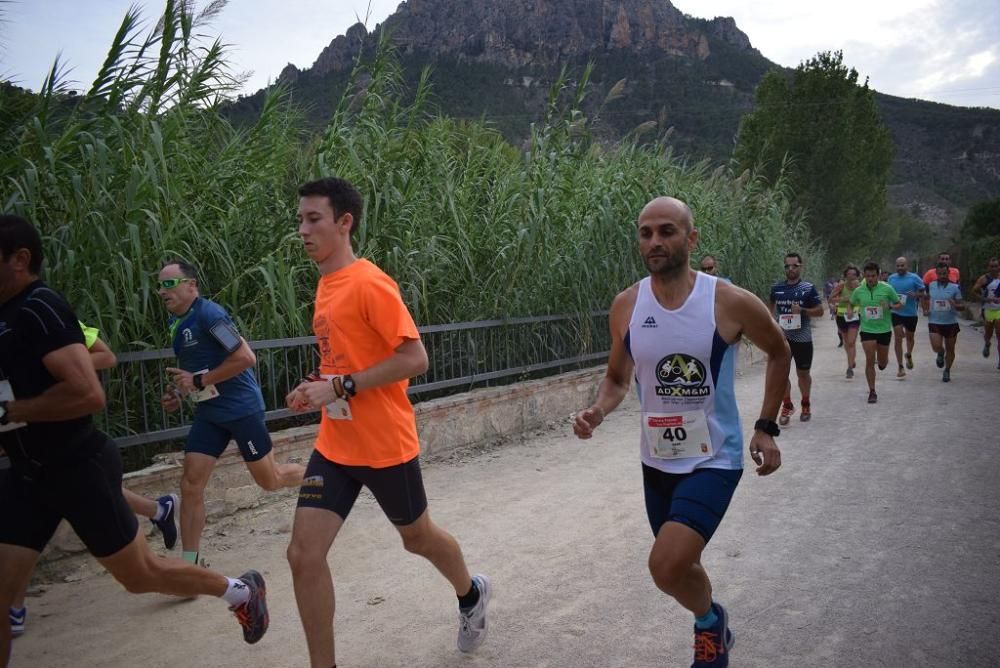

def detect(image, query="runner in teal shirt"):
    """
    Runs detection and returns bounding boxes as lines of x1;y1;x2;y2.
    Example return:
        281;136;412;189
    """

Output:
887;256;925;376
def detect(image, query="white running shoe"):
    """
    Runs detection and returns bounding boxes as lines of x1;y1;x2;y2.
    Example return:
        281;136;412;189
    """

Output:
457;574;492;653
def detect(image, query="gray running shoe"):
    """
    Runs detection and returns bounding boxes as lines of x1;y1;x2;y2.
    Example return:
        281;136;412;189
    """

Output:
942;369;951;383
457;574;492;653
846;367;854;379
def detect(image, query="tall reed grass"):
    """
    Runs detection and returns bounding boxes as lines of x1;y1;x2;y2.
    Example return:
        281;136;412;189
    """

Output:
1;1;824;353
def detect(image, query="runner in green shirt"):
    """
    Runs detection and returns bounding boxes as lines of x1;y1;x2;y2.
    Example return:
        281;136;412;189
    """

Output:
848;262;903;404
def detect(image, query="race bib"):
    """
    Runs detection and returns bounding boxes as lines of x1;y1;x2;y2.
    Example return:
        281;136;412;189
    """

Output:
189;370;220;403
898;294;907;305
0;380;27;432
864;306;882;320
778;313;802;330
643;411;712;460
932;299;951;312
844;311;860;323
321;374;353;421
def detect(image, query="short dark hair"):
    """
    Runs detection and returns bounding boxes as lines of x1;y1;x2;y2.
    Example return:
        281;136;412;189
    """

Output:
161;259;198;280
785;252;802;263
0;214;43;274
298;177;364;238
863;261;880;274
843;263;860;278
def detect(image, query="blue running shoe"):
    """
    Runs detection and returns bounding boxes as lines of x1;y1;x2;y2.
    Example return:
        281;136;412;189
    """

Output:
692;602;734;667
231;570;268;644
9;607;25;637
152;493;178;550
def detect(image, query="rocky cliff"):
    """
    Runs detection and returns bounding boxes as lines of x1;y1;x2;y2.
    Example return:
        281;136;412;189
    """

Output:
310;0;758;74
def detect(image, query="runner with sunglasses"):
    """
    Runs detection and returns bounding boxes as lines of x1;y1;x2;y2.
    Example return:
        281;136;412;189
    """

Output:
156;261;304;567
769;253;824;424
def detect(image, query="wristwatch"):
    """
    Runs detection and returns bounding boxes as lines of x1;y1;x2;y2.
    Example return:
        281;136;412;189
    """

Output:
341;374;357;398
753;418;780;437
192;373;205;391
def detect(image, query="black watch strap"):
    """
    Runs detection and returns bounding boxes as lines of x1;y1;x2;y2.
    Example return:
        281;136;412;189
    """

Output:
342;374;357;397
193;373;205;391
754;418;780;437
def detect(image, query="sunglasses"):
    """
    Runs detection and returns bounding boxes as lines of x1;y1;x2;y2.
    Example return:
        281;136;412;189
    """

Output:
158;278;194;290
700;265;715;271
784;264;801;269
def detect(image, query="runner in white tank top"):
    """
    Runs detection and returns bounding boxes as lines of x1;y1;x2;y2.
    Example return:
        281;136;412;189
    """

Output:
573;196;791;668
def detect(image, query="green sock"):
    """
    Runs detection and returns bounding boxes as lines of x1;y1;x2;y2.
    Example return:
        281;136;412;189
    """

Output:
182;551;199;564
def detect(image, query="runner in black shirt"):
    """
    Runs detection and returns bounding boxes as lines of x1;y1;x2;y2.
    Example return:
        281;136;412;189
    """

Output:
0;216;268;663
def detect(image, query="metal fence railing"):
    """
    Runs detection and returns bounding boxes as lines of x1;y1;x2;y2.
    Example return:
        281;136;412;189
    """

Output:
95;312;611;457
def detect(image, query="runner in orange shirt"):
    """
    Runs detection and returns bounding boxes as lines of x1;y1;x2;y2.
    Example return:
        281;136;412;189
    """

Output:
921;251;960;286
285;177;491;668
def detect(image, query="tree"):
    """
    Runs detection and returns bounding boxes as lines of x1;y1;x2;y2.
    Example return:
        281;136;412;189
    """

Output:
957;199;1000;279
734;51;895;267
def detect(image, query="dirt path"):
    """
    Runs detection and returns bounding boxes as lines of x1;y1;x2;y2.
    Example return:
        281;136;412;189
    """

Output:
11;315;1000;667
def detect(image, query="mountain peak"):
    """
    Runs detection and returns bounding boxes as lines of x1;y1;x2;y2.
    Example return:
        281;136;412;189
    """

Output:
310;0;757;75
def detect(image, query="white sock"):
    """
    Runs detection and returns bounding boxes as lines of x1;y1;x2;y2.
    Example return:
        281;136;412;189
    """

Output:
151;502;166;522
221;577;250;607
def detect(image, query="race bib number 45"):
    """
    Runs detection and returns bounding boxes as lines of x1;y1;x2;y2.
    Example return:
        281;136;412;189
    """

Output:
643;411;712;460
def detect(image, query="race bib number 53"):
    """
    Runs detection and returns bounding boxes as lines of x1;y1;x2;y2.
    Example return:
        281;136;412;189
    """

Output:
643;411;712;460
864;306;882;320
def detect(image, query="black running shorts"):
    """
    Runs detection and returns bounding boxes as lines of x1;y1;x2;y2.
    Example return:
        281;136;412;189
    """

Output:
788;340;814;370
860;331;892;346
0;433;139;557
296;450;427;526
891;314;918;332
928;323;961;338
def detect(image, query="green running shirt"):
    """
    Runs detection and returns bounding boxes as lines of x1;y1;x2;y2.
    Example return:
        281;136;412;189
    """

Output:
850;281;900;334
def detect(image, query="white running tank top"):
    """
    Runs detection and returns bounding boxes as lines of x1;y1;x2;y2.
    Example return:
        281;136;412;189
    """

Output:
985;277;1000;310
627;273;743;473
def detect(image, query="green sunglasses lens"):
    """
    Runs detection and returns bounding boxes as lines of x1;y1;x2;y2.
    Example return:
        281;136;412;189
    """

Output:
159;278;183;289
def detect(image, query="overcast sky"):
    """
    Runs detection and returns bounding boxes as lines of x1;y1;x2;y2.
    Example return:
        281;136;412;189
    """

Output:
2;0;998;109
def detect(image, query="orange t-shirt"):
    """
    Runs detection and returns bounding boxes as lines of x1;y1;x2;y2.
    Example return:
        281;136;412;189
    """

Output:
312;259;421;467
922;267;960;286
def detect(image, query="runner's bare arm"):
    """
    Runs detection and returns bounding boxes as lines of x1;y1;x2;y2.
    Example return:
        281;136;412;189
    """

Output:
716;283;787;475
166;337;256;392
971;275;988;301
6;343;106;423
88;336;118;371
573;287;636;439
296;338;429;409
803;302;825;317
352;338;428;390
